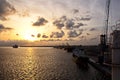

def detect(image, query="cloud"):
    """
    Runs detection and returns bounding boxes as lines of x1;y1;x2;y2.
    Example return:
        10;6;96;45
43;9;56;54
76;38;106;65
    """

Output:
90;37;97;40
53;15;85;30
64;39;75;41
73;9;79;14
86;33;90;35
74;23;84;28
0;0;16;20
0;24;13;32
74;16;91;21
0;16;7;21
80;17;91;21
33;17;48;26
50;30;65;38
42;34;48;38
79;36;86;40
40;39;62;41
31;34;35;37
89;28;97;31
53;20;64;29
66;19;75;29
53;16;67;29
16;33;19;36
18;10;30;17
65;19;85;29
0;24;5;29
37;33;41;38
60;16;67;21
68;29;83;38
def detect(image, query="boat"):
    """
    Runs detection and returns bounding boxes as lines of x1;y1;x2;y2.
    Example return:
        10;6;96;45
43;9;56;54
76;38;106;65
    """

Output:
72;47;89;68
12;44;18;48
64;46;75;52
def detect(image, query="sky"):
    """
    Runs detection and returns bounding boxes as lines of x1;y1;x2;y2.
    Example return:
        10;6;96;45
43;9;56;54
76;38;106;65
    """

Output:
0;0;120;46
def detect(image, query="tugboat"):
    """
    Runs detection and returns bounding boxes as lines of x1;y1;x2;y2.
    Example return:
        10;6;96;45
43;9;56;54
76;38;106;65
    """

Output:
12;44;18;48
72;47;89;68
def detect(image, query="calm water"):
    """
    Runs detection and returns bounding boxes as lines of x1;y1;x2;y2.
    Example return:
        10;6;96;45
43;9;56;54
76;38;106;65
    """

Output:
0;47;102;80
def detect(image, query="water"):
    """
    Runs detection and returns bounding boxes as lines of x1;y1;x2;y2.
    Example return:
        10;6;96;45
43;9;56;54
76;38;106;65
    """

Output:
0;47;103;80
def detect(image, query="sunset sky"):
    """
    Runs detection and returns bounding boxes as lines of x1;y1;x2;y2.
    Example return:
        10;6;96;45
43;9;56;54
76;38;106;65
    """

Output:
0;0;120;46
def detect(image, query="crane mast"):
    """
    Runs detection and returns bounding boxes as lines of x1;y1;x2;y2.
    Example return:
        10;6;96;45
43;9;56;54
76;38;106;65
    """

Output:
105;0;110;44
99;0;111;64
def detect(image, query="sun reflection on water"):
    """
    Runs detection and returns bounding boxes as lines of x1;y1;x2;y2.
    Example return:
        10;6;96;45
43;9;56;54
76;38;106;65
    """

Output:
21;47;36;80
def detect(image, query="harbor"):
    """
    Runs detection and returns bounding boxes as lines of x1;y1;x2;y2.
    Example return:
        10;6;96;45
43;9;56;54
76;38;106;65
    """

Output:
54;45;112;80
0;0;120;80
53;29;120;80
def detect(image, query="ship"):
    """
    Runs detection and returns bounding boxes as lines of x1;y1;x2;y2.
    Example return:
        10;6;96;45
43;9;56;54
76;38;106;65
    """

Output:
72;47;89;68
12;44;18;48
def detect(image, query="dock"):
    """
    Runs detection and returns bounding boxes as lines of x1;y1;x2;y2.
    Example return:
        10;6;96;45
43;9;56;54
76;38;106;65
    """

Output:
88;58;111;77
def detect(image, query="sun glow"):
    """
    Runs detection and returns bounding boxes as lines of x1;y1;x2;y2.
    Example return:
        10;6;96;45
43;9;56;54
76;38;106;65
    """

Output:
24;34;37;41
21;29;39;41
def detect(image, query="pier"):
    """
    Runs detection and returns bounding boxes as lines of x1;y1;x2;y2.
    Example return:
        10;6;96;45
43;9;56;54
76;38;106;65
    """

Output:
88;58;111;77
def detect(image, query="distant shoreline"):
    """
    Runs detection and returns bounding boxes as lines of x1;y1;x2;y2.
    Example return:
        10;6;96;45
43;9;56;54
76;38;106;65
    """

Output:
0;45;98;47
0;46;53;47
20;46;54;47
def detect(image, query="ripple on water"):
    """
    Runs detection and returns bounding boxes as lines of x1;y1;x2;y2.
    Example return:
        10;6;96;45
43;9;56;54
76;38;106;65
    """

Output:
0;47;99;80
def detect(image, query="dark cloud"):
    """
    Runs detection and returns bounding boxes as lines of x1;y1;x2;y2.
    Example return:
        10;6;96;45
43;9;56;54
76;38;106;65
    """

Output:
16;33;19;36
74;23;84;28
33;17;48;26
53;20;64;29
0;0;16;20
53;16;67;29
40;39;62;41
50;30;65;38
37;33;41;38
60;16;67;21
42;34;48;38
89;28;97;31
66;19;75;29
54;39;61;41
74;17;80;21
73;9;79;14
31;34;35;37
0;24;13;32
0;24;4;29
47;39;54;41
53;16;85;30
0;16;7;21
79;36;86;41
80;17;91;21
86;33;90;35
90;37;97;40
18;10;29;17
68;29;83;38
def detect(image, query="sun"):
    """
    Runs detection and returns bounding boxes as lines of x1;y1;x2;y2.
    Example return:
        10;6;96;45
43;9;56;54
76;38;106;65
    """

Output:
17;25;49;42
19;28;39;41
23;34;37;42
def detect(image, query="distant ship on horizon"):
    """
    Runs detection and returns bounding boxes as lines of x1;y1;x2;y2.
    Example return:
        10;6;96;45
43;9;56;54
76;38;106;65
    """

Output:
12;44;18;48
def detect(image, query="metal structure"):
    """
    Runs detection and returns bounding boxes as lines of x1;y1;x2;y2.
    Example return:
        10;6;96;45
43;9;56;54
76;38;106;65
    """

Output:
105;0;111;44
112;30;120;80
99;0;111;64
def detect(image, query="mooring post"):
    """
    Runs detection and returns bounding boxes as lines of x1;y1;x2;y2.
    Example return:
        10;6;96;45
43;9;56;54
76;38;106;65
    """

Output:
112;30;120;80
